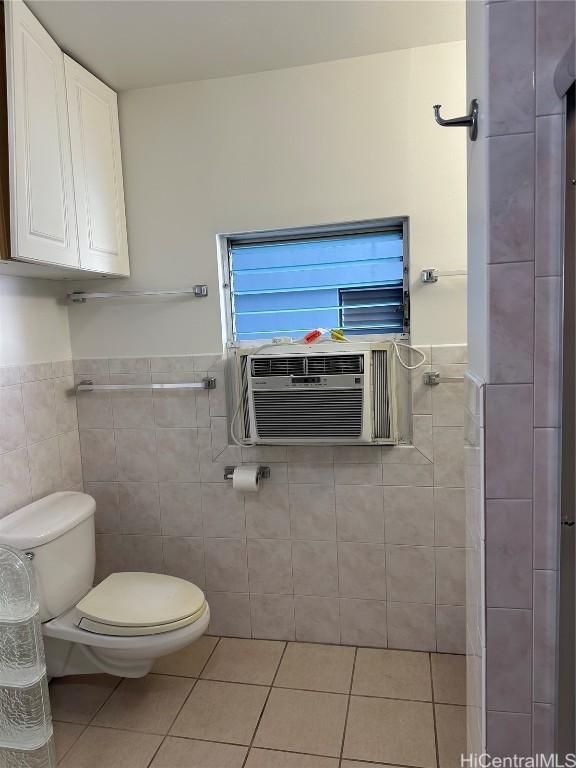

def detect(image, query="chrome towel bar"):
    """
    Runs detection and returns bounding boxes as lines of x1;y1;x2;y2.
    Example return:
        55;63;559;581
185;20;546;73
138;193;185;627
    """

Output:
423;371;464;386
75;377;216;393
68;286;208;303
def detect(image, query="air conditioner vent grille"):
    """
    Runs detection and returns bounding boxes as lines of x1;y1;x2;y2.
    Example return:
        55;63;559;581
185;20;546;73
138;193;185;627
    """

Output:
250;354;363;378
239;355;251;439
251;357;306;377
306;355;364;375
253;389;363;439
372;349;391;439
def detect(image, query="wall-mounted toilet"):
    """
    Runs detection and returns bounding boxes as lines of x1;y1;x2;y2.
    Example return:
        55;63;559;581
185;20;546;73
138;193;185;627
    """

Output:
0;491;210;678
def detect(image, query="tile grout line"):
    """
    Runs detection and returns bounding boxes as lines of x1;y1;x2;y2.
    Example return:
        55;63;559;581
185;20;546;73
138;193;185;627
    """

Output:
144;636;223;768
429;652;440;768
86;676;123;725
52;674;122;763
240;639;289;768
52;720;88;764
183;674;448;703
338;645;358;768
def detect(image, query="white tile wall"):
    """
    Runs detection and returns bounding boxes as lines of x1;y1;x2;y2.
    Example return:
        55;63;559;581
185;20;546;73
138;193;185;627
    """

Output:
75;346;467;651
0;360;82;518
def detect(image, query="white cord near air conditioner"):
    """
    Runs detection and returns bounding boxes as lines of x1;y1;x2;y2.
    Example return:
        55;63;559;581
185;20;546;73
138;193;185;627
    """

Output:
390;341;427;370
230;398;249;447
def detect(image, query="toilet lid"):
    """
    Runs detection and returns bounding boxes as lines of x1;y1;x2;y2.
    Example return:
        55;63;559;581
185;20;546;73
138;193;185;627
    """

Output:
76;572;206;628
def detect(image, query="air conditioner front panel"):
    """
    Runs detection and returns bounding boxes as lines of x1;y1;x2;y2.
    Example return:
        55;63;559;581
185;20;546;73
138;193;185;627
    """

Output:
238;344;400;445
247;360;372;443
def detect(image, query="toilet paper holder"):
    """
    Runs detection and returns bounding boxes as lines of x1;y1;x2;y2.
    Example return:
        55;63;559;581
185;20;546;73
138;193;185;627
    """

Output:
224;465;271;481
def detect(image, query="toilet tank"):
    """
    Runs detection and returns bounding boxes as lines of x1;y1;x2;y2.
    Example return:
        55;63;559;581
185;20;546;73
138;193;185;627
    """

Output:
0;492;96;622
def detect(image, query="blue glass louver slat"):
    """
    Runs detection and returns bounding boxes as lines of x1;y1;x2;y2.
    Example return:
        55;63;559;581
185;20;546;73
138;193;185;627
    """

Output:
236;308;341;335
233;261;403;293
235;288;337;313
231;232;402;270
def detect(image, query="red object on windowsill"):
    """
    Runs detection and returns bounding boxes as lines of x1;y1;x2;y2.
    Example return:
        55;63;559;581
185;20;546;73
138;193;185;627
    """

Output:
302;328;325;344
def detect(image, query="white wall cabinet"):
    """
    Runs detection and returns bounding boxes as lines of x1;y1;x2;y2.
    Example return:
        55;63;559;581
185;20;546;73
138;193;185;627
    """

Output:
5;0;79;268
1;0;130;277
64;56;129;276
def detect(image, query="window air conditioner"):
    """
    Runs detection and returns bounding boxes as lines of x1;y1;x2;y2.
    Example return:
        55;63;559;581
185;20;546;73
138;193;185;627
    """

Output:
232;341;409;445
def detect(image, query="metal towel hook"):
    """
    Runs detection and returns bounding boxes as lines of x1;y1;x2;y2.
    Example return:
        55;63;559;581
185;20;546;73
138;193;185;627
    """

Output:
433;98;479;141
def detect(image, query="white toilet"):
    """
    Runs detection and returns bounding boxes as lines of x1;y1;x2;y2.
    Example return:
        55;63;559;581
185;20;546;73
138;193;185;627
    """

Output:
0;491;210;678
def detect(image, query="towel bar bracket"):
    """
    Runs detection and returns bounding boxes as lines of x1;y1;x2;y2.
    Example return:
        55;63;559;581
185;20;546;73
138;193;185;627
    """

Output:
421;269;439;283
424;371;465;386
421;268;467;283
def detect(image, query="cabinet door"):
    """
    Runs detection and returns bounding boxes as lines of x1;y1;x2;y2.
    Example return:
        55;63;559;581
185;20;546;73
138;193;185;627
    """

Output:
64;56;129;275
5;0;79;266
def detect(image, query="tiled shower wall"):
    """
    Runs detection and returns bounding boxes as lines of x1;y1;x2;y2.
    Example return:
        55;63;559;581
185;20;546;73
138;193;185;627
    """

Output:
0;361;82;518
466;0;574;756
74;344;467;651
465;373;485;758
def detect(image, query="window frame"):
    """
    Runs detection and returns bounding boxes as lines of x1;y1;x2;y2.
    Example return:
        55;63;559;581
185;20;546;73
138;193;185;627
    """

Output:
217;216;410;348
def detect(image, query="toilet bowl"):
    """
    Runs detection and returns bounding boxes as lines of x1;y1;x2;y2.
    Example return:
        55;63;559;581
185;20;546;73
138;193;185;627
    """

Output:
43;601;210;678
0;492;210;678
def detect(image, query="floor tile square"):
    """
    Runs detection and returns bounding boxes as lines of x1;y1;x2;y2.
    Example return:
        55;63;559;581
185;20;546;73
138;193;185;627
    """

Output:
52;721;84;762
202;637;285;685
92;674;194;734
152;635;219;676
274;642;355;693
352;648;432;700
150;737;248;767
343;696;436;766
254;688;348;757
436;704;467;768
246;749;339;768
59;726;162;768
49;674;119;724
431;654;466;705
170;679;269;745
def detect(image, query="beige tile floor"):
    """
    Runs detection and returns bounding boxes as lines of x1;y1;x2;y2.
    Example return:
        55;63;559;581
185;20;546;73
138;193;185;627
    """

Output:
50;636;466;768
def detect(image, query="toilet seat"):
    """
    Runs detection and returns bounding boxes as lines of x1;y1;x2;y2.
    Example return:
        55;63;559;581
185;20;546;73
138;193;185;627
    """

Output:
75;572;207;637
77;604;208;636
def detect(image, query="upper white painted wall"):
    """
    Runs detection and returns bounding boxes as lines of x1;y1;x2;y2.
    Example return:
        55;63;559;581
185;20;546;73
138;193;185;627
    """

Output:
68;41;467;357
0;275;72;366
